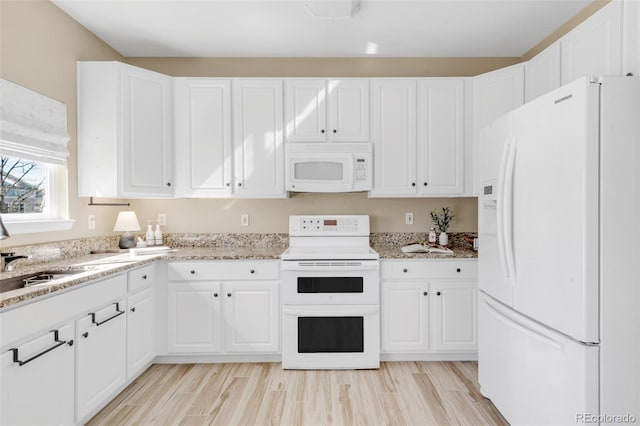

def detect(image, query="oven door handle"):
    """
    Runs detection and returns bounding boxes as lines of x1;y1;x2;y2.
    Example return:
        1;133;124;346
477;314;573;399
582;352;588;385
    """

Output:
283;306;379;317
280;262;379;271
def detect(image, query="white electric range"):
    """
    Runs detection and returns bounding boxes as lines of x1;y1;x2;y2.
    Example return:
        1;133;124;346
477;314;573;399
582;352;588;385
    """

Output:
280;215;380;370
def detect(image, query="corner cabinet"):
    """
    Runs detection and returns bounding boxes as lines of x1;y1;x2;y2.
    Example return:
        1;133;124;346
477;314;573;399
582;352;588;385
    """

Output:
166;260;280;354
285;79;369;143
380;259;478;357
77;61;173;198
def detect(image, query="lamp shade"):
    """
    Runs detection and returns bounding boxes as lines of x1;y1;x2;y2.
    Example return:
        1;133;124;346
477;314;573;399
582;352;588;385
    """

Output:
113;211;141;232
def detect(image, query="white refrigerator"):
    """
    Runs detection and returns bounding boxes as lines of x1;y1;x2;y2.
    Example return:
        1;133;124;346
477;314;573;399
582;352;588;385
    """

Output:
478;76;640;425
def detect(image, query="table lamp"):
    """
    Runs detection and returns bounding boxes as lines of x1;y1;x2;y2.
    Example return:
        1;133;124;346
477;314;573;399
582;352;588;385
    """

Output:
113;211;141;249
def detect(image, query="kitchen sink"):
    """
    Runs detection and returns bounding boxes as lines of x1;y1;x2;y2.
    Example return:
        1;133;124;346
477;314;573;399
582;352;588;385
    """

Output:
0;266;98;293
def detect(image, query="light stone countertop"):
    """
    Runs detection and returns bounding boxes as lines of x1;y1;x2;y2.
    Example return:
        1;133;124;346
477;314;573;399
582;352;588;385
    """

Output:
0;233;477;310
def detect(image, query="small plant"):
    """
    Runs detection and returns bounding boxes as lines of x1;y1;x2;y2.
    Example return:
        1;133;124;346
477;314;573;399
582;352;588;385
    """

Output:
430;207;454;233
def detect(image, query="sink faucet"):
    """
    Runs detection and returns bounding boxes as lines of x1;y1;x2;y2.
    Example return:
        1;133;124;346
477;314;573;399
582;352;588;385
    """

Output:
1;253;31;272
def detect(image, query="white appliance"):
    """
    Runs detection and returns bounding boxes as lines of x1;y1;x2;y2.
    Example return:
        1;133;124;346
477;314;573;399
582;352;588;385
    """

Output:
478;76;640;425
280;215;380;369
285;142;372;192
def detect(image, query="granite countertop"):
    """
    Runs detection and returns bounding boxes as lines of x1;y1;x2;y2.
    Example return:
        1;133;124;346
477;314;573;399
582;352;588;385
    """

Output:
0;232;477;310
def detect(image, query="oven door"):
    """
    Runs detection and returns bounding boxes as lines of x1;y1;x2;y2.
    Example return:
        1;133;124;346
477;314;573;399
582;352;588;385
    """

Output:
282;304;380;369
281;261;379;305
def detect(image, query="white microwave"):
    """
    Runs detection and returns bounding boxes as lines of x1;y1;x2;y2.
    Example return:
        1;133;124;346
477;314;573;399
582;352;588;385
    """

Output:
285;143;373;192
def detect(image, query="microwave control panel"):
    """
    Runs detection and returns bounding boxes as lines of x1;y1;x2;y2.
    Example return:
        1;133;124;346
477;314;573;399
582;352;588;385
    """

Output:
289;215;370;235
355;157;368;181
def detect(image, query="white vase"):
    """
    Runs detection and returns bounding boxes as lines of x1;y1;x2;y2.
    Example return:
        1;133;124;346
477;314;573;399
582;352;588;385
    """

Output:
439;232;448;246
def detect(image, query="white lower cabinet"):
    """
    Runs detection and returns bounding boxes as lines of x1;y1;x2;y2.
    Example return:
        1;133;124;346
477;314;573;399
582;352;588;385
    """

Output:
0;323;75;425
76;298;128;421
167;260;280;355
381;260;478;356
127;287;155;378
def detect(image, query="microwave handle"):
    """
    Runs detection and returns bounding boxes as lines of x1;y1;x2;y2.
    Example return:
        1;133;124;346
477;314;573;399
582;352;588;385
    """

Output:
347;155;356;190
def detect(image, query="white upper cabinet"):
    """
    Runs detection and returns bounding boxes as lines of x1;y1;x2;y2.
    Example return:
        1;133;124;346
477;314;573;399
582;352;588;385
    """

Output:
285;79;369;142
525;42;562;103
417;79;465;195
174;78;232;197
472;64;525;195
77;61;173;198
622;0;640;77
561;1;623;84
370;79;417;197
233;79;286;198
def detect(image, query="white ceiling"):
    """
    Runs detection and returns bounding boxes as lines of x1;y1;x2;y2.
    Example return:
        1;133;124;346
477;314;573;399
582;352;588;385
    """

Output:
52;0;592;58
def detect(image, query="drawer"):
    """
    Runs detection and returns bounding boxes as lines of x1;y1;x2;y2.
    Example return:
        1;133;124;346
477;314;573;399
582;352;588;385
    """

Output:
168;260;280;281
1;274;127;349
381;260;477;280
128;264;155;293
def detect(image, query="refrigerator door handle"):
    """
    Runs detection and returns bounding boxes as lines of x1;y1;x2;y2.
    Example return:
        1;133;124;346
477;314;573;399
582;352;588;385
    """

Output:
503;139;517;281
496;141;511;279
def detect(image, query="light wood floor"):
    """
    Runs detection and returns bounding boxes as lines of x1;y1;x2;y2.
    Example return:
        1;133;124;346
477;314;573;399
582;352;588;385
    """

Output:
88;362;508;426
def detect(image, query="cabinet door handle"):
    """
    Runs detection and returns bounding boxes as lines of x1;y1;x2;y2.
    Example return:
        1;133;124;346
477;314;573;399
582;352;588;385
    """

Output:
213;292;219;298
321;129;325;134
423;182;428;186
67;340;74;347
332;129;337;133
238;182;243;187
423;291;428;296
190;270;196;274
456;268;461;273
142;275;147;280
226;182;230;187
90;302;125;326
166;182;172;187
82;332;89;338
227;293;232;298
403;268;408;273
411;182;416;187
130;307;136;313
250;269;255;274
437;291;441;296
11;330;68;367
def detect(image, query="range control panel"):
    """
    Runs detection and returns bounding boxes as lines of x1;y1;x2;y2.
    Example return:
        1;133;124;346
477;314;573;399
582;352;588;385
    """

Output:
289;215;370;236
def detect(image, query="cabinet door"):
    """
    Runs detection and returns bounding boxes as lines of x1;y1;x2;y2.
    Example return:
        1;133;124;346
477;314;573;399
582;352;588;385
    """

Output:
417;79;464;195
120;64;173;197
233;79;286;198
525;42;562;102
370;79;417;197
285;79;326;142
623;0;640;77
127;287;155;379
561;1;623;85
381;281;429;353
174;78;232;197
327;79;370;142
472;64;524;195
76;299;127;422
0;324;74;426
223;281;279;353
167;282;221;353
431;281;477;352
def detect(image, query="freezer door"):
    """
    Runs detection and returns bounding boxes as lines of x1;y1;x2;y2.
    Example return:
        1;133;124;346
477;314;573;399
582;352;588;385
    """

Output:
479;293;599;426
510;77;600;343
478;114;513;306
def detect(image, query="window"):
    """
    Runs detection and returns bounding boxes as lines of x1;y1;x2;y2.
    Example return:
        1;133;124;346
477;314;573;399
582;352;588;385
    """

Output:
0;79;74;234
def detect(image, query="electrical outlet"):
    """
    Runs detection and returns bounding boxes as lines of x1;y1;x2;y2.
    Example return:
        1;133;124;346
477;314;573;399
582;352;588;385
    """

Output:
88;215;96;230
157;213;166;226
405;212;414;225
240;214;249;226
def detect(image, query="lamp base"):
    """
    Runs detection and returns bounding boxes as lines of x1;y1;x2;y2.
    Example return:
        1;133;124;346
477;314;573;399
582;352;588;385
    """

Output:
118;233;136;249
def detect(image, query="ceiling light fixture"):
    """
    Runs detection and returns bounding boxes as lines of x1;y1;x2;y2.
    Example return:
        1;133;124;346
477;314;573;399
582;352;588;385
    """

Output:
306;0;360;20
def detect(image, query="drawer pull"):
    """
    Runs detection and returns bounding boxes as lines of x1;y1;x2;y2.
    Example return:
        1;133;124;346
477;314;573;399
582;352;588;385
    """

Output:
11;330;67;367
130;307;136;313
82;332;89;338
90;302;125;326
403;268;408;273
250;269;255;274
456;268;461;273
142;275;148;280
190;270;196;274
